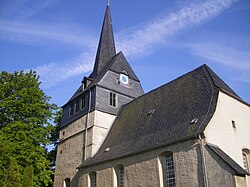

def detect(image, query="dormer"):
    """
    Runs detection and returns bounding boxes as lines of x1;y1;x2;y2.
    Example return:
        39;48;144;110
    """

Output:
81;76;92;90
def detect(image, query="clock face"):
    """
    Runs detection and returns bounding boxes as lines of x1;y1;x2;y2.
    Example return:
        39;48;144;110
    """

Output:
120;74;128;84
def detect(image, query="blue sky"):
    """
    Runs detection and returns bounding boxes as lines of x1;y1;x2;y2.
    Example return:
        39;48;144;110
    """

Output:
1;0;250;106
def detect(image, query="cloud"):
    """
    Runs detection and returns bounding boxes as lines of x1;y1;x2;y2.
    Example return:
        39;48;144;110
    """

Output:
187;42;250;70
18;0;238;88
33;51;95;89
0;20;97;47
0;0;59;20
116;0;237;57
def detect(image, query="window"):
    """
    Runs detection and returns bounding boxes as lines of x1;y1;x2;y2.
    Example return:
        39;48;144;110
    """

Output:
242;149;249;172
63;178;70;187
75;100;79;113
115;165;125;187
89;171;97;187
161;152;175;187
232;120;236;128
110;92;116;107
69;104;74;116
81;96;85;110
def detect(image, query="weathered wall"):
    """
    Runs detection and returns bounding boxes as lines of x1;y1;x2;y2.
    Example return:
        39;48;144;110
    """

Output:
78;139;205;187
95;86;134;115
205;145;236;187
55;130;83;187
85;110;116;159
235;176;247;187
55;110;116;187
205;91;250;169
98;70;144;98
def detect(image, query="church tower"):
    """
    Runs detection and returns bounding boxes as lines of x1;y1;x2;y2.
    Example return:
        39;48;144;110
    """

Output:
54;3;144;187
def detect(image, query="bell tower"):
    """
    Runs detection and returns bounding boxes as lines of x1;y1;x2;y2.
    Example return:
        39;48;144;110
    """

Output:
54;3;144;187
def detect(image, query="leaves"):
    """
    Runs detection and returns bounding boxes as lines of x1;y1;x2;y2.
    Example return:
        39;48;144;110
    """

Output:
0;70;58;187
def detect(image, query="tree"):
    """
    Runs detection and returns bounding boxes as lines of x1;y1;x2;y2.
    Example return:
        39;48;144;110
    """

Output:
3;158;21;187
22;165;33;187
0;70;57;186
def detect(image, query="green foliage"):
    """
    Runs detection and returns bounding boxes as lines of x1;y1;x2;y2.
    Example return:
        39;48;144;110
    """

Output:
22;165;33;187
0;70;58;187
2;158;21;187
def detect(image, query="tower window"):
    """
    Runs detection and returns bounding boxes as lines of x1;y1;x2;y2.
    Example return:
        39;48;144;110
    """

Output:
81;96;85;110
75;100;79;113
110;92;116;107
89;171;97;187
69;104;74;116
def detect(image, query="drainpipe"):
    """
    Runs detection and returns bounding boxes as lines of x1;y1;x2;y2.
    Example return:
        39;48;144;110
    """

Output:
83;89;92;161
198;134;209;187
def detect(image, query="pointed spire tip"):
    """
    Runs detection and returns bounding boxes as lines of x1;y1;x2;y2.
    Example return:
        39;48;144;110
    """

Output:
107;0;110;6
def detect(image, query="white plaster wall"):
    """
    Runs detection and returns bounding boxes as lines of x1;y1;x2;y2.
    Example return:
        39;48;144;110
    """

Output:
205;91;250;169
92;110;116;156
85;110;116;159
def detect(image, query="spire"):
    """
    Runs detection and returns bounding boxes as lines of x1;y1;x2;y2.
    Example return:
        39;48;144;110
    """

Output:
89;3;116;78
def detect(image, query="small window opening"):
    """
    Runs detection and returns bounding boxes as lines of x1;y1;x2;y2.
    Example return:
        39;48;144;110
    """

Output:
110;92;116;107
75;100;79;113
81;96;85;110
60;150;63;154
69;104;74;116
232;120;236;128
63;131;65;136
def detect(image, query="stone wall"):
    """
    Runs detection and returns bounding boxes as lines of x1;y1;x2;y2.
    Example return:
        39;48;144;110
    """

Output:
78;139;205;187
205;145;236;187
55;110;116;187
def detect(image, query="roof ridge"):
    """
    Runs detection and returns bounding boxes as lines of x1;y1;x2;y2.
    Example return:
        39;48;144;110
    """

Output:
202;64;219;90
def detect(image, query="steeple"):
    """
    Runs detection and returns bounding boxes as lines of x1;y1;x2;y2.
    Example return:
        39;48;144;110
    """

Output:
89;3;116;78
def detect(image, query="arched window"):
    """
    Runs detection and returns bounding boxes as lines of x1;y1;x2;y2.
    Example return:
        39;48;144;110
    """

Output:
242;149;250;172
89;171;97;187
115;164;125;187
159;152;176;187
63;178;70;187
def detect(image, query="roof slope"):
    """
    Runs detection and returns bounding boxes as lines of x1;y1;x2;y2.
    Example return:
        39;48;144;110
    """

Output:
89;4;116;78
82;64;242;166
65;52;140;104
207;144;249;176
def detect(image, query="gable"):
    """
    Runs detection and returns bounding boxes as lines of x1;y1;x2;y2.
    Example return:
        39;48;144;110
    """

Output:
109;52;140;81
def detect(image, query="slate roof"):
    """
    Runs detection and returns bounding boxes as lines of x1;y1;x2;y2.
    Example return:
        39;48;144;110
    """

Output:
63;4;141;106
64;51;140;105
81;64;244;167
89;4;116;78
207;144;249;176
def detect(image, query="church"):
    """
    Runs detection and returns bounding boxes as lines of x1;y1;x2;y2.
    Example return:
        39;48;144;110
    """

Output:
54;3;250;187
